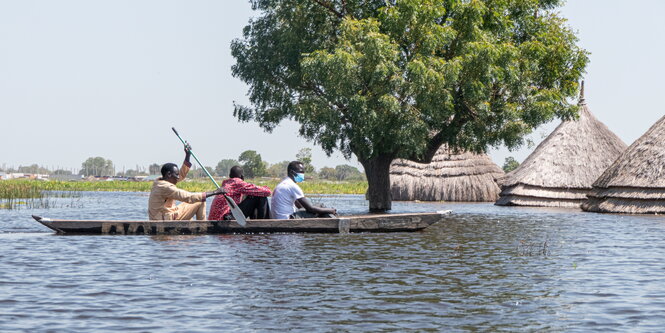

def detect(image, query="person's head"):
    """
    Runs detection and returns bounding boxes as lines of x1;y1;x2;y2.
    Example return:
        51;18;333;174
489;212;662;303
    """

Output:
160;163;180;184
229;166;244;180
287;161;305;183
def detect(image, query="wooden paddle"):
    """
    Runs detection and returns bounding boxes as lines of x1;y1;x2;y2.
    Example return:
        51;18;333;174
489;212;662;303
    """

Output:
171;127;247;226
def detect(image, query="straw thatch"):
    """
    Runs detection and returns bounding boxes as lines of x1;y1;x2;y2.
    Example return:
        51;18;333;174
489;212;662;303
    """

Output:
496;86;627;208
582;114;665;214
390;145;504;202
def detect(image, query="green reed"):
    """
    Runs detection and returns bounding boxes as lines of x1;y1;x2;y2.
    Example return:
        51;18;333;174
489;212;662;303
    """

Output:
0;178;368;196
0;180;82;209
252;179;367;195
0;181;42;209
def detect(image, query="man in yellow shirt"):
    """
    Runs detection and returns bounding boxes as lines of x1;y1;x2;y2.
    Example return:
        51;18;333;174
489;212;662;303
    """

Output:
148;146;226;220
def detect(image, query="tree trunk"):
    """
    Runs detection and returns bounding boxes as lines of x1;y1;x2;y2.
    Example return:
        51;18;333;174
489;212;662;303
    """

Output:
360;155;394;213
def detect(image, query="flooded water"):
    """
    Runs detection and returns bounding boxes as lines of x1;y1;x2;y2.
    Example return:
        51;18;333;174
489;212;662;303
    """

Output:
1;192;665;331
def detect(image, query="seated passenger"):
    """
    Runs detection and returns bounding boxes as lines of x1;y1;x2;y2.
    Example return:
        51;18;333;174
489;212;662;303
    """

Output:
271;161;337;219
209;166;271;220
148;145;226;220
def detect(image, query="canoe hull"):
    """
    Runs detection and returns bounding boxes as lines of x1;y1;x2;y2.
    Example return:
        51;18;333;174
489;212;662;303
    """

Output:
32;211;451;235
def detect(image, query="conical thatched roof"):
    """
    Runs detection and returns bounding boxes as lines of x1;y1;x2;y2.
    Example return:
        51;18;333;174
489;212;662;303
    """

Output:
582;115;665;214
390;145;504;202
496;85;627;207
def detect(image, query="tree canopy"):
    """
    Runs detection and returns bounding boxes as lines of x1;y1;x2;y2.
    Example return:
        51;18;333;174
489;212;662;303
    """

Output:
232;0;588;211
502;156;520;173
296;148;316;173
189;166;216;179
266;160;290;178
239;150;267;178
215;159;240;177
319;164;365;181
17;164;50;175
80;157;114;177
149;163;161;175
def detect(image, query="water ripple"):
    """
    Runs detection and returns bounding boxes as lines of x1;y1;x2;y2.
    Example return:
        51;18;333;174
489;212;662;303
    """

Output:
1;193;665;331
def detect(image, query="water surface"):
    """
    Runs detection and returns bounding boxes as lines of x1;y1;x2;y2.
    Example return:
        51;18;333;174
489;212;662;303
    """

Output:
1;192;665;332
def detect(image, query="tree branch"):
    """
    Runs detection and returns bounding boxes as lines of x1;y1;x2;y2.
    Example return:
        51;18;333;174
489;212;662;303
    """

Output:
310;0;344;18
404;131;446;164
403;86;474;163
303;82;351;125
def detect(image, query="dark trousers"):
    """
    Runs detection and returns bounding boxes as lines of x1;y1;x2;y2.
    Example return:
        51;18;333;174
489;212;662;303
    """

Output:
227;196;269;220
290;210;336;219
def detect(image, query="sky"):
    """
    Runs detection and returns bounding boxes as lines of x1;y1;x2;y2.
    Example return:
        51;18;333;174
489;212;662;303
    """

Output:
1;0;663;173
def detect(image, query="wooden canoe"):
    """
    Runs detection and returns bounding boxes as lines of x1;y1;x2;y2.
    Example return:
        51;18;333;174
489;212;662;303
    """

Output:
32;211;452;235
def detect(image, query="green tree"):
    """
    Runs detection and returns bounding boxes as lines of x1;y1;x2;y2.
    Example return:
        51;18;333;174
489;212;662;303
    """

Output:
190;166;216;179
80;157;114;177
266;160;290;178
318;166;337;180
335;164;364;181
502;156;520;173
52;169;73;176
18;164;50;175
238;150;266;178
232;0;588;211
296;148;316;173
123;169;140;177
149;163;161;175
215;159;240;177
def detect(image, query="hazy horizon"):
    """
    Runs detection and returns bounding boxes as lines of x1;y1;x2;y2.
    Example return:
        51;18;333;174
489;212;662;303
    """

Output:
1;0;663;173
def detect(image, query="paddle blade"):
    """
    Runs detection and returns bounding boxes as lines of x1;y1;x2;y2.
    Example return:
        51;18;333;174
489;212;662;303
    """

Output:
225;195;247;227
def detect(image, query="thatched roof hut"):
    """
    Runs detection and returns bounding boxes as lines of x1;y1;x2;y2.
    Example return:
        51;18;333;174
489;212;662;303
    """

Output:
496;85;627;208
582;115;665;214
390;145;504;202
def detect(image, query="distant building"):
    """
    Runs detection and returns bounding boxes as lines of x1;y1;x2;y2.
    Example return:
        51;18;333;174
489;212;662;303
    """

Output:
144;175;160;181
1;173;50;180
50;174;83;181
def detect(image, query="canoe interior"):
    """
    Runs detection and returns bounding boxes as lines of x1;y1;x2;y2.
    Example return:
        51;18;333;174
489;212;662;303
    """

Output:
32;211;451;235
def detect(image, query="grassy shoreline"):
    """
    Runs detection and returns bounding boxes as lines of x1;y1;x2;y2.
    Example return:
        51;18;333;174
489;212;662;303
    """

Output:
0;178;368;196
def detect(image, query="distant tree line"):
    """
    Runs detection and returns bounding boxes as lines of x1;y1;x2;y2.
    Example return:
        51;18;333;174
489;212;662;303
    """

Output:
1;164;73;176
208;148;365;181
123;147;365;181
2;148;365;181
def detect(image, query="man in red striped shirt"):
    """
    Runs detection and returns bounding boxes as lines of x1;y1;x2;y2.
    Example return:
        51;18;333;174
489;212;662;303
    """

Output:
209;166;272;220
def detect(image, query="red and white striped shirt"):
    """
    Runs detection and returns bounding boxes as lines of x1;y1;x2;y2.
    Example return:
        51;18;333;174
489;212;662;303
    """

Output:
208;177;271;220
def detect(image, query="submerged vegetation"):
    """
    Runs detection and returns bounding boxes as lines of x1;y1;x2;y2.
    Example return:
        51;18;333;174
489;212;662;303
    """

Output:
0;182;42;208
0;181;81;209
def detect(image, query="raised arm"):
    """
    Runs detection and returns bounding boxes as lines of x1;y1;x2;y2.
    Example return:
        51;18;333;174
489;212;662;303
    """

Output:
178;144;193;181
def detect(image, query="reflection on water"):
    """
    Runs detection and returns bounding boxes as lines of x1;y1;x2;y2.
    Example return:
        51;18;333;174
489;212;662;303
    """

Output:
1;192;665;331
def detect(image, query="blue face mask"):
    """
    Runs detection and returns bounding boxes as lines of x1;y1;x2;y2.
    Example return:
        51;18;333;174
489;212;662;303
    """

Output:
294;173;305;183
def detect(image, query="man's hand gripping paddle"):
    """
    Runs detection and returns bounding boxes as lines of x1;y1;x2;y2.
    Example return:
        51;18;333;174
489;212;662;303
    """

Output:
171;127;247;226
